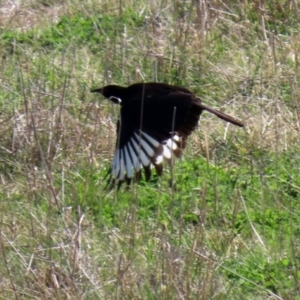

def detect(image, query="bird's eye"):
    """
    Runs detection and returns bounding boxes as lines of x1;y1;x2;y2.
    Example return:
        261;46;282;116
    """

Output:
109;96;122;103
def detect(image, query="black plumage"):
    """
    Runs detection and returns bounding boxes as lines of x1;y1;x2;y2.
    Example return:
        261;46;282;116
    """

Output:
92;82;243;187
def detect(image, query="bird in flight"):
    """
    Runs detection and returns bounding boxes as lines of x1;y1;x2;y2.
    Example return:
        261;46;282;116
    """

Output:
92;82;243;188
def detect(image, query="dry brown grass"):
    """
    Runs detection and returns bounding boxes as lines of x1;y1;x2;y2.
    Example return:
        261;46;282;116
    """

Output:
0;0;65;29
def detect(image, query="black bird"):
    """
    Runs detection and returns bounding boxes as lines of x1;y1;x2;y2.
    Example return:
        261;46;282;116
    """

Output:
92;82;243;187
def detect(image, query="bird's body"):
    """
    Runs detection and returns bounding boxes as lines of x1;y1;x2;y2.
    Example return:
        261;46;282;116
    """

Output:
92;82;243;187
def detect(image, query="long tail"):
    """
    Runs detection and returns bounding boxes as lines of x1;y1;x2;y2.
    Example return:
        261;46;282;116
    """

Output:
196;101;244;127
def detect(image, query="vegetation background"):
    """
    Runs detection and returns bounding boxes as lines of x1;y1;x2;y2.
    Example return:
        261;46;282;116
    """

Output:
1;0;300;299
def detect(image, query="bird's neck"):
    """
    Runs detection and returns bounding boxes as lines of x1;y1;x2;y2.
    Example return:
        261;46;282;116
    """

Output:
108;86;127;99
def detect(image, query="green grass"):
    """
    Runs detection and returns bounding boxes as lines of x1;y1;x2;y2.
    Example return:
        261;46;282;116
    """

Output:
1;0;300;299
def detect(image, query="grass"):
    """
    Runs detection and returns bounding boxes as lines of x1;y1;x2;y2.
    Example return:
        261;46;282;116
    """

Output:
1;0;300;299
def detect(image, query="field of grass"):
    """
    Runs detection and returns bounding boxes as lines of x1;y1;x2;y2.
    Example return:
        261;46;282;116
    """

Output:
1;0;300;299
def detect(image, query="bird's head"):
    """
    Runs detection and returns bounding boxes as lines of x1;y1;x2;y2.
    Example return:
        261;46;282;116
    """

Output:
91;85;125;104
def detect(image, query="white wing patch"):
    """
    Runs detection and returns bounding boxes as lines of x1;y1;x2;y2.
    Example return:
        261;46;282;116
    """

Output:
110;132;183;182
131;135;150;167
124;146;133;178
141;132;160;148
134;132;155;157
162;145;172;159
119;150;125;180
166;138;178;150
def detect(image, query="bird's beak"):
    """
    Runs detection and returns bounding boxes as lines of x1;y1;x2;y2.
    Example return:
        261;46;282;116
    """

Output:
91;88;103;94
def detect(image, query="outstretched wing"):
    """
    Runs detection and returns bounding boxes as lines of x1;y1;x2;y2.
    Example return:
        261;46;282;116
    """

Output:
107;92;203;188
